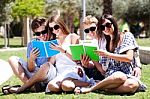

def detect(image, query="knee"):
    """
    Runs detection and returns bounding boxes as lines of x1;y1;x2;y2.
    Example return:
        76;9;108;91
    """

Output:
124;79;139;93
111;72;127;83
8;56;18;64
47;82;61;93
61;80;75;92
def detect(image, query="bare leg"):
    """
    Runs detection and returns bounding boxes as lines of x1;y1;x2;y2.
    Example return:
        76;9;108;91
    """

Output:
8;56;29;83
106;78;139;93
61;78;90;92
81;72;127;93
47;81;62;93
16;62;51;93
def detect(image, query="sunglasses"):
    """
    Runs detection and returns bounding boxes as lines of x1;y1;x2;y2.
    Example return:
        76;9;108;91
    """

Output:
84;27;96;33
100;23;112;31
34;29;47;36
49;25;59;31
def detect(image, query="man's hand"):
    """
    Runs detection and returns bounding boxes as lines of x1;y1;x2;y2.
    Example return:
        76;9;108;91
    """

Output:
132;67;141;79
80;54;90;68
30;48;40;61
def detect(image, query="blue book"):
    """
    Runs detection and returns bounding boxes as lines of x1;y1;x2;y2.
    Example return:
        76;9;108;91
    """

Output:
32;40;60;58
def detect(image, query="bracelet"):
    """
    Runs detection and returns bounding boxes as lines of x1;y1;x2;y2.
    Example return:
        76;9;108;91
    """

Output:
64;50;67;53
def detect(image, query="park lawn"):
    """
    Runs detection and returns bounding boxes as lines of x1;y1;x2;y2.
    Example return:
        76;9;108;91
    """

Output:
0;50;150;99
0;37;150;48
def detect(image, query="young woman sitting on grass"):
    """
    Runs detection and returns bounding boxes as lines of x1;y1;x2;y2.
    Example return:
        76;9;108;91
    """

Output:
76;14;147;94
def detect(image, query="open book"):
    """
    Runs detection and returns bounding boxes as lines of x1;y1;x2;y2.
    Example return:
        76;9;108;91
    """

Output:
70;44;100;61
32;40;60;58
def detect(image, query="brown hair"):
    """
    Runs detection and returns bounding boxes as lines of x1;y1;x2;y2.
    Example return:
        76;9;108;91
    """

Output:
31;18;46;32
47;16;70;35
97;14;120;52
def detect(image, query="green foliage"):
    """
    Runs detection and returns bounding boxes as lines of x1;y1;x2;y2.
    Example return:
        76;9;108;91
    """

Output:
86;0;103;19
12;0;45;18
0;0;15;25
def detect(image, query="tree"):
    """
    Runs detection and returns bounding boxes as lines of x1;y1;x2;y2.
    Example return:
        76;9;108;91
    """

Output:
0;0;15;25
103;0;112;15
12;0;45;18
11;0;46;46
45;0;80;33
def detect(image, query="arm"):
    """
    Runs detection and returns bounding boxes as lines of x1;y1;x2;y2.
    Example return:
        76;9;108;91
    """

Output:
132;51;142;78
95;49;134;63
27;48;40;72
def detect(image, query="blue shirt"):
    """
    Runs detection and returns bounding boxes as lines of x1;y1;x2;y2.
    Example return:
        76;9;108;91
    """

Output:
27;39;48;68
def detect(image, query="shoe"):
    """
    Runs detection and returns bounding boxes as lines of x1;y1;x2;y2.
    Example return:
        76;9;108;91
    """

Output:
2;85;21;95
137;83;147;92
74;87;91;94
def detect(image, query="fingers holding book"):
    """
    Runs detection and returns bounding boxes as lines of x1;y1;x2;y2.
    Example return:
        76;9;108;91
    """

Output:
94;49;109;57
30;47;40;60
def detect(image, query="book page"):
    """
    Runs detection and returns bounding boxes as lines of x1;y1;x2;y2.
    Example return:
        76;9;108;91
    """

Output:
45;40;60;57
32;41;47;57
84;46;100;61
70;44;84;60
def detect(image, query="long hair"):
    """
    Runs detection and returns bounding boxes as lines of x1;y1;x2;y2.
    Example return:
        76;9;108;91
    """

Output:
97;14;120;52
47;16;70;35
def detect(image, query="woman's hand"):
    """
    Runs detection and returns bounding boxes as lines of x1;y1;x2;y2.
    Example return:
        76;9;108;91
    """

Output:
50;43;64;52
30;48;40;60
132;67;141;79
95;49;109;57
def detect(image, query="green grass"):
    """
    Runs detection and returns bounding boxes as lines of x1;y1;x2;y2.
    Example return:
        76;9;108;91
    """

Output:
0;37;150;48
0;37;23;48
136;38;150;47
0;50;150;99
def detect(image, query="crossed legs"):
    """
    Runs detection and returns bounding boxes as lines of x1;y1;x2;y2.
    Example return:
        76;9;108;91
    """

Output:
8;56;52;93
82;71;139;94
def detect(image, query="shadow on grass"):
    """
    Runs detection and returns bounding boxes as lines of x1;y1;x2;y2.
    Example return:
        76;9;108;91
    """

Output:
92;90;135;96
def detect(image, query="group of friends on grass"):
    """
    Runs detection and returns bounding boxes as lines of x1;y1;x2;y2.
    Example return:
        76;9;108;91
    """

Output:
1;14;147;95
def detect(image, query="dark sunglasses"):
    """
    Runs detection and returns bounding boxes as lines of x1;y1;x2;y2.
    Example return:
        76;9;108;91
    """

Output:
100;23;112;31
84;27;96;33
49;25;59;31
34;29;47;36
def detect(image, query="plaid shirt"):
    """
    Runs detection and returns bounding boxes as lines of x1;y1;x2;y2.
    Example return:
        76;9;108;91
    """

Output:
100;32;139;77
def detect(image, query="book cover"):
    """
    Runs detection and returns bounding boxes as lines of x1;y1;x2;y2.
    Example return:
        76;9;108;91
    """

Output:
32;40;60;58
70;44;99;61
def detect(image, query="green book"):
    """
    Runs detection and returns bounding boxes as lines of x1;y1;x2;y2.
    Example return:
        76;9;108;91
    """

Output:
70;44;100;61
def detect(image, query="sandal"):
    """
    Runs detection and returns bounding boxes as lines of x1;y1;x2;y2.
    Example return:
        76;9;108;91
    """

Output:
2;85;21;95
74;87;92;94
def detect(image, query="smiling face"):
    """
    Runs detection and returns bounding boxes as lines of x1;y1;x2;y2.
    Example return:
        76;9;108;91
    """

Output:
49;22;61;36
101;19;114;36
83;23;97;40
34;25;48;41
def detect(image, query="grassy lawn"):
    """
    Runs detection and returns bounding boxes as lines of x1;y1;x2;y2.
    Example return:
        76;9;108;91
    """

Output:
0;37;150;98
0;37;23;48
0;50;150;98
0;37;150;48
136;38;150;47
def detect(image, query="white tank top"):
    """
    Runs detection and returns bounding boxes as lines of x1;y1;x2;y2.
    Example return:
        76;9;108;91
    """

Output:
55;34;78;74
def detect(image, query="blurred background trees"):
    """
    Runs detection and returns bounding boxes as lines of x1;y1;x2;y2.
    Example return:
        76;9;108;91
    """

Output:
0;0;150;44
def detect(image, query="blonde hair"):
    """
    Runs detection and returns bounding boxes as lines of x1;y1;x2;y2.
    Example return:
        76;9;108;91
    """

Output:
82;15;98;25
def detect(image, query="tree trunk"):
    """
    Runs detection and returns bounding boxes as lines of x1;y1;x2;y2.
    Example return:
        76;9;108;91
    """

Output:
103;0;112;15
23;17;31;46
